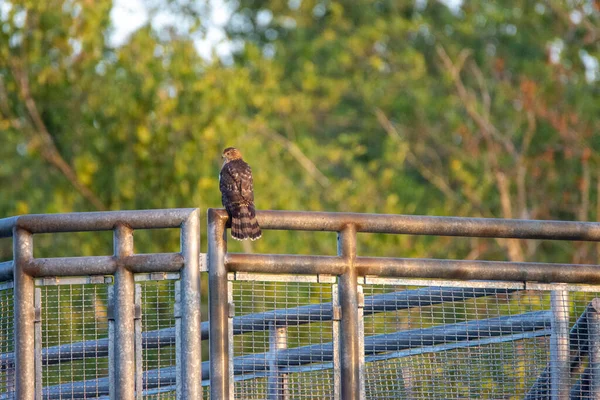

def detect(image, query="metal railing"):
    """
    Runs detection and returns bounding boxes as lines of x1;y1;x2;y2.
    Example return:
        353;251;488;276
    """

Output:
0;209;201;399
2;208;600;398
208;208;600;399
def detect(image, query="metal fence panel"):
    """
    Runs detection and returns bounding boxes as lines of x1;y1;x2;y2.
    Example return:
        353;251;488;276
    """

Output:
7;208;600;399
32;276;187;399
231;279;334;399
0;283;14;396
40;281;110;399
140;279;178;398
360;280;600;400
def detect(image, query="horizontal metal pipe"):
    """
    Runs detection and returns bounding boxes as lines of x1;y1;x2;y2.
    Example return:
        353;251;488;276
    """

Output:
225;253;346;275
7;208;600;241
226;253;600;283
0;216;17;238
124;253;183;273
25;256;117;277
41;375;110;399
22;253;184;277
37;364;184;399
363;310;551;354
240;209;600;240
0;261;13;281
362;329;552;367
39;364;187;399
9;208;195;235
228;330;552;383
355;257;600;284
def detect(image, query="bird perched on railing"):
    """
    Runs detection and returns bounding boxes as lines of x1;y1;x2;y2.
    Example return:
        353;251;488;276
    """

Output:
219;147;262;240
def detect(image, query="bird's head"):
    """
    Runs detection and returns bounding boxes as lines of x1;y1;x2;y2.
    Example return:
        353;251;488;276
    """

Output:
222;147;243;162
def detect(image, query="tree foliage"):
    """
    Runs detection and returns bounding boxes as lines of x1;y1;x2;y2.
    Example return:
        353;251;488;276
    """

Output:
0;0;599;263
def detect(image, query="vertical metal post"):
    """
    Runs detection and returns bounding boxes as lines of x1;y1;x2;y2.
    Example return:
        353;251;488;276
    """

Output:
108;285;115;397
208;209;230;399
13;227;35;400
179;210;202;399
134;284;143;400
228;277;235;397
174;280;182;397
113;224;136;400
267;322;289;400
337;224;360;400
550;290;570;400
34;287;42;400
357;284;365;400
588;298;600;399
332;283;341;400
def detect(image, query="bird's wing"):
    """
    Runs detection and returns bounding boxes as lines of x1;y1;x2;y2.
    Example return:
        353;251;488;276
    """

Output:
239;162;255;203
220;164;242;203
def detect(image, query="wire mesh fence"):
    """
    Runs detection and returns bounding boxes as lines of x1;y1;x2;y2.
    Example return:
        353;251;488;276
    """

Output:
40;281;110;399
23;275;182;399
0;208;202;399
139;278;178;398
223;275;600;399
231;278;335;399
361;281;552;399
3;273;599;399
0;283;14;395
11;274;599;399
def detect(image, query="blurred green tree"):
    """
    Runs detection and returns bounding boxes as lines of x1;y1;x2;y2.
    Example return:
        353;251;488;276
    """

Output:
222;0;600;263
0;0;598;261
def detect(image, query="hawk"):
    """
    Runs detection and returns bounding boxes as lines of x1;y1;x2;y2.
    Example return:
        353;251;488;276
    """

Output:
220;147;262;240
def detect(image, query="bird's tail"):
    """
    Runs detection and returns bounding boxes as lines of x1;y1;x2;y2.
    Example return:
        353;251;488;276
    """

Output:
231;205;262;241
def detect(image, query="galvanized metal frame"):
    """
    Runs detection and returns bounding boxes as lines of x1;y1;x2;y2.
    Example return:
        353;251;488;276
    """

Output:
207;208;600;400
337;225;360;400
550;290;570;400
3;207;600;398
0;208;201;399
